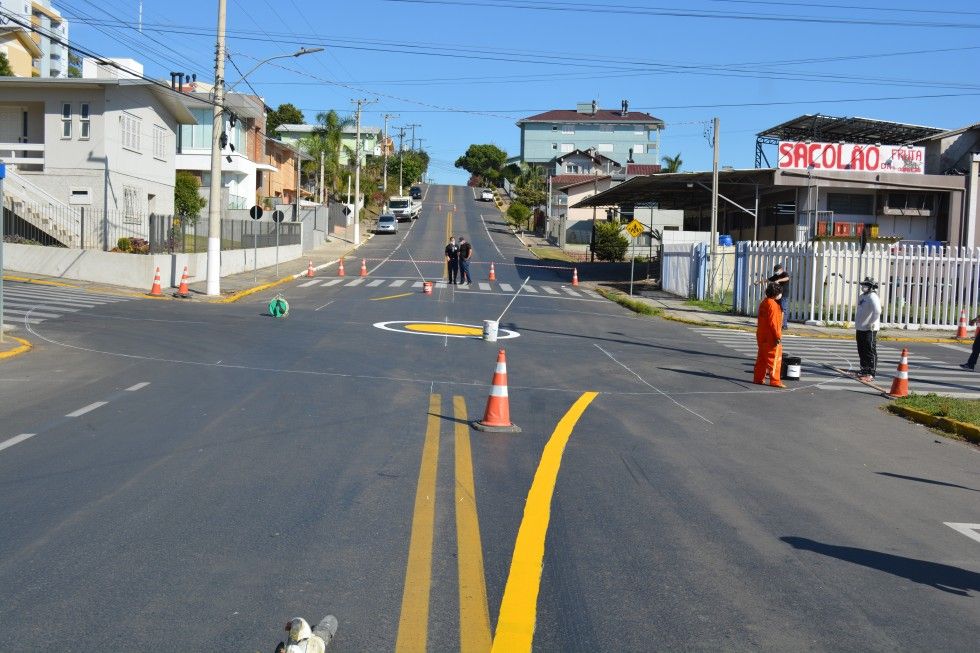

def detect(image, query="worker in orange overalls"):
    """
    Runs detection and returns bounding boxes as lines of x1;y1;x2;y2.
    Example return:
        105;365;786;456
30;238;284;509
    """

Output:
754;282;786;388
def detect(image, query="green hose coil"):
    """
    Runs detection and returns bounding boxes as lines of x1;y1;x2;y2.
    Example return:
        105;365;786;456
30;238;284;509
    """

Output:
269;295;289;318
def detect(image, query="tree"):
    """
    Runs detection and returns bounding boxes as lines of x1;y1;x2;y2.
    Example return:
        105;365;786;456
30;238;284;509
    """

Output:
267;103;305;137
174;171;207;221
593;220;629;261
513;163;547;209
67;51;81;78
301;110;354;198
661;152;683;173
0;53;13;77
454;144;508;186
506;202;532;229
387;150;429;192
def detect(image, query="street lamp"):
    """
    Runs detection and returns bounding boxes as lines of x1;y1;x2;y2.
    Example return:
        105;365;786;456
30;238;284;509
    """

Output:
205;44;323;296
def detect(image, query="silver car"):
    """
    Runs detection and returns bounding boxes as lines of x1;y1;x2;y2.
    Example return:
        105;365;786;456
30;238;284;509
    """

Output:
375;214;397;234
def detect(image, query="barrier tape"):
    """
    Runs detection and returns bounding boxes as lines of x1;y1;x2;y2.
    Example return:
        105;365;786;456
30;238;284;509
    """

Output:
355;257;576;271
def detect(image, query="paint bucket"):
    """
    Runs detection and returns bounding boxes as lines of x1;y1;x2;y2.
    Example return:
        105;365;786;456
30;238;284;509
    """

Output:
782;354;801;380
423;281;433;295
483;320;499;342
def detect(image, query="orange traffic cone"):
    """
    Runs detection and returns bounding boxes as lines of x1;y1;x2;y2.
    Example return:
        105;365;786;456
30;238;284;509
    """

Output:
360;258;368;277
956;309;968;339
337;258;346;276
175;266;190;298
148;267;162;296
572;268;579;286
472;349;521;433
306;259;315;278
889;348;910;398
489;261;496;281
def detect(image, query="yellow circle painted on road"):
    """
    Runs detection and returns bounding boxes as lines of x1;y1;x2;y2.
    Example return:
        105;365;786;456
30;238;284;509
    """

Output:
405;323;483;336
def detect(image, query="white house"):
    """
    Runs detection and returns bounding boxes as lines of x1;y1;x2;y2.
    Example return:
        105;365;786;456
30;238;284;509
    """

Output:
0;76;194;247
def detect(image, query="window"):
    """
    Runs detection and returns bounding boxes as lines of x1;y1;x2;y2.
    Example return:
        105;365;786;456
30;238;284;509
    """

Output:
560;143;574;153
153;125;167;160
61;102;71;138
551;143;558;150
562;124;575;135
827;193;873;215
79;103;90;139
552;125;558;131
634;125;645;134
599;124;614;132
566;164;581;173
122;186;142;224
633;144;645;155
121;112;141;152
886;191;933;213
596;143;613;152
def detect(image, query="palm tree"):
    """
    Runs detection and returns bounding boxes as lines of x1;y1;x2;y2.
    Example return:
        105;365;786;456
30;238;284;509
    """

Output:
661;152;683;173
301;110;355;199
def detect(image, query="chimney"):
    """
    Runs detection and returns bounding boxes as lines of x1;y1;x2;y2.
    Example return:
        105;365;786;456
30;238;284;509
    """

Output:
621;99;629;116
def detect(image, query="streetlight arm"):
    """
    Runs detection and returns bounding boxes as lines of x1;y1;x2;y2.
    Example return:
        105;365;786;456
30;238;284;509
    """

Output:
226;47;324;93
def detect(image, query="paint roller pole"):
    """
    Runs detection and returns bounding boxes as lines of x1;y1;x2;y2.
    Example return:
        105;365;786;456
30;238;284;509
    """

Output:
496;276;532;324
404;247;426;282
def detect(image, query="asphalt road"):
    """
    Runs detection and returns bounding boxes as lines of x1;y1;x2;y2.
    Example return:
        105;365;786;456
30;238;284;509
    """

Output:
0;184;977;651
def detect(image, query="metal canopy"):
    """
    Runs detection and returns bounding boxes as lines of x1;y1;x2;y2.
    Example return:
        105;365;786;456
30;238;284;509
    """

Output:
572;169;775;209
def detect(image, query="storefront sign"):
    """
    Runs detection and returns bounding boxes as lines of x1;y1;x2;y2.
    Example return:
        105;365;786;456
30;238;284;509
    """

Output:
778;141;925;174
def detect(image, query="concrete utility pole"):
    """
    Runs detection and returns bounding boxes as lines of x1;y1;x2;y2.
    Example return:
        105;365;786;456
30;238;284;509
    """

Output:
351;98;373;245
205;0;227;296
397;126;406;194
382;113;397;193
294;149;301;221
406;123;420;151
319;150;325;204
709;116;720;299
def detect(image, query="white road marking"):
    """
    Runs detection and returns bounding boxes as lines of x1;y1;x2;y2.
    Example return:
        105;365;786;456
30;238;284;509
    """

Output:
322;279;343;287
412;281;424;288
944;522;980;544
390;279;406;287
314;300;335;311
937;343;971;351
543;286;560;295
4;300;81;312
524;285;538;293
66;401;108;417
480;214;504;258
367;279;384;287
436;281;447;288
297;280;319;287
0;433;36;453
345;279;364;286
562;287;581;297
479;282;491;291
499;283;514;292
125;382;150;392
3;308;62;319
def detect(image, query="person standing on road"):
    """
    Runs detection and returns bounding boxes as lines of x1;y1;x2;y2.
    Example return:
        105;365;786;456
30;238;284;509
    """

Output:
960;314;980;371
855;277;882;381
766;263;791;328
458;237;473;285
754;282;786;388
445;236;459;284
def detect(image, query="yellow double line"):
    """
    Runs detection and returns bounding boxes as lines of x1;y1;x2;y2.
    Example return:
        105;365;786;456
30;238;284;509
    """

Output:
396;394;491;653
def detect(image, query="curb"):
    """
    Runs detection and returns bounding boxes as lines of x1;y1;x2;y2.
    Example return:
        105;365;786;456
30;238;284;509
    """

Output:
887;404;980;444
2;274;78;288
0;336;33;361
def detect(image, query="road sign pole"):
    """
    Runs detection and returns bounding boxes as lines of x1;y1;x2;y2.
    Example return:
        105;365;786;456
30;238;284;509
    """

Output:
253;220;257;283
630;235;636;297
276;220;279;278
0;167;5;344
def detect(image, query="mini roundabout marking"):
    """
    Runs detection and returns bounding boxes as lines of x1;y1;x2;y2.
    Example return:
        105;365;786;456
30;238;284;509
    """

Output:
373;320;520;339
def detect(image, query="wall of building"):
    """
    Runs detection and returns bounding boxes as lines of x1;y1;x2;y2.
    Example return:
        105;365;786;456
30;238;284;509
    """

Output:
0;32;36;76
522;122;660;165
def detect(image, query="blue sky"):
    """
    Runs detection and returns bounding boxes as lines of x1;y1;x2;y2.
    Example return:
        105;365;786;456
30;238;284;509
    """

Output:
60;0;979;183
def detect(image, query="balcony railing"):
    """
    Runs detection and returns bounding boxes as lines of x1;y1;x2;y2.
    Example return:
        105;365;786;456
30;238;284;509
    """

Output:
0;142;45;170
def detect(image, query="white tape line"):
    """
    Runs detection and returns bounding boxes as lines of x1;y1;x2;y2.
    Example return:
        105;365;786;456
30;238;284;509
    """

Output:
66;401;108;418
0;433;36;453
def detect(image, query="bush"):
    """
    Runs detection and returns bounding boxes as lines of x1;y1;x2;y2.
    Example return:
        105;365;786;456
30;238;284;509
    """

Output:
115;237;149;254
506;201;531;227
593;221;628;261
117;237;132;252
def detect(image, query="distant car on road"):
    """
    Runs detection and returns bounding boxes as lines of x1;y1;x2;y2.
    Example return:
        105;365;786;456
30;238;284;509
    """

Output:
375;214;397;234
480;189;494;202
410;185;422;200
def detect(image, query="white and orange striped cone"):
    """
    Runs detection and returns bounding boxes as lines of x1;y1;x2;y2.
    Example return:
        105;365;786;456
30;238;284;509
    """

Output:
306;259;315;278
360;258;368;277
337;258;346;277
956;309;968;339
889;348;910;398
472;349;521;433
572;268;579;286
148;267;162;296
489;261;496;281
175;266;190;298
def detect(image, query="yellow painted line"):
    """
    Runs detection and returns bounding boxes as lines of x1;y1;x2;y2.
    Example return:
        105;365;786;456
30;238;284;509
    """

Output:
0;336;33;361
406;323;483;336
2;275;77;288
396;393;442;653
454;396;492;653
371;292;413;301
215;275;295;304
491;392;599;653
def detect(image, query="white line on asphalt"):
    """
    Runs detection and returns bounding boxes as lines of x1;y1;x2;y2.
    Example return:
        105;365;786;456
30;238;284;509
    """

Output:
944;522;980;544
314;300;335;312
480;214;504;258
370;215;420;275
345;279;364;286
66;401;108;417
561;287;581;297
479;282;490;291
937;343;971;351
594;343;714;425
543;286;560;295
322;279;343;287
0;433;36;453
125;382;150;392
4;308;62;319
436;281;447;288
297;280;320;287
367;279;384;287
499;283;514;292
412;281;423;288
524;285;538;293
390;279;406;287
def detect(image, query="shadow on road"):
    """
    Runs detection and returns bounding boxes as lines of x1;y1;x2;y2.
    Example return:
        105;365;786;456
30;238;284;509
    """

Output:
875;472;978;493
781;536;980;597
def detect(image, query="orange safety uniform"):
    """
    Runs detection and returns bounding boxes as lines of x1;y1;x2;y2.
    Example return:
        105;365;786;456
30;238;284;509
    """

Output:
754;296;784;386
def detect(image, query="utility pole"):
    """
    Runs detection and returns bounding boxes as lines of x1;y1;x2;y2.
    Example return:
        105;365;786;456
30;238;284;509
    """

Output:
205;0;227;296
397;126;406;194
709;116;720;299
382;113;397;193
406;123;420;151
351;98;373;245
589;170;598;262
319;150;325;204
294;149;300;221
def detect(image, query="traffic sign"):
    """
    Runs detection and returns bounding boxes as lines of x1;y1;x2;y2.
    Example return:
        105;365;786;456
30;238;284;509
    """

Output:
625;219;644;239
342;206;352;217
272;210;285;223
249;205;263;220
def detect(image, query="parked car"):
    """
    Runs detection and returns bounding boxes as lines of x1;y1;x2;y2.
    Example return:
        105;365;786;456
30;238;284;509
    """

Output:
375;214;397;234
410;185;422;200
480;189;494;202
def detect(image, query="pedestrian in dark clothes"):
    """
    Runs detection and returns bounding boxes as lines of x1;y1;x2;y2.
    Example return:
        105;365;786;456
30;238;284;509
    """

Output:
960;314;980;371
445;236;459;284
458;237;473;285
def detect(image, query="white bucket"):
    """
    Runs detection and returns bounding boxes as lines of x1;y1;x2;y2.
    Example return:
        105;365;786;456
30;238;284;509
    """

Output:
786;364;801;380
483;320;499;342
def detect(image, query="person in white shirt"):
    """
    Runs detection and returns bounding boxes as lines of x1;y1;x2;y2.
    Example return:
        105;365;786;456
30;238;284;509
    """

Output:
855;277;882;381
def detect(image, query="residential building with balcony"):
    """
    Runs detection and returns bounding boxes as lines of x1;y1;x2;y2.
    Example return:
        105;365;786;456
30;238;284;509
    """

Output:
276;123;382;166
29;0;68;77
0;8;42;77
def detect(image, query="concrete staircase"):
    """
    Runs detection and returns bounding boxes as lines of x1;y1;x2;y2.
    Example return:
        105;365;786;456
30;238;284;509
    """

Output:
3;168;83;248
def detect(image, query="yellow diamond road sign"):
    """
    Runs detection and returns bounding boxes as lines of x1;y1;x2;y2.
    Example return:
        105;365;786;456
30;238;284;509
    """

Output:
625;219;644;238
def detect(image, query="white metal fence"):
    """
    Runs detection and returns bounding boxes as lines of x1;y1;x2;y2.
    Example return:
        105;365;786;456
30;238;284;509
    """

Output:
737;241;980;328
662;242;701;298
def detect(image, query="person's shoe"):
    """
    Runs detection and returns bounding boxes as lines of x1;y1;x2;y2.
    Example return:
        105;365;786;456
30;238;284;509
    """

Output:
770;382;787;388
857;375;871;382
960;363;974;371
753;380;766;386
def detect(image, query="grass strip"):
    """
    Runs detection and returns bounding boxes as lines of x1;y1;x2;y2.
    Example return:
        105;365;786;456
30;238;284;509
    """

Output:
684;295;734;314
888;394;980;444
529;247;578;263
596;287;662;316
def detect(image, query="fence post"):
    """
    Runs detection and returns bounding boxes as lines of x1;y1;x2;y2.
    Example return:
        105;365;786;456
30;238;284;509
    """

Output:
733;241;746;313
806;241;819;325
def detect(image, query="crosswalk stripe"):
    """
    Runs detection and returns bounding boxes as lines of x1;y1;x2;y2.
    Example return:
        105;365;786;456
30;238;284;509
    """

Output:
297;279;319;287
542;286;560;295
412;281;423;288
345;279;364;287
499;283;514;292
2;308;62;319
6;287;124;302
562;287;581;297
524;285;538;293
5;291;110;307
390;279;406;287
479;282;490;291
436;281;447;289
321;279;343;287
2;301;79;313
367;279;384;287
